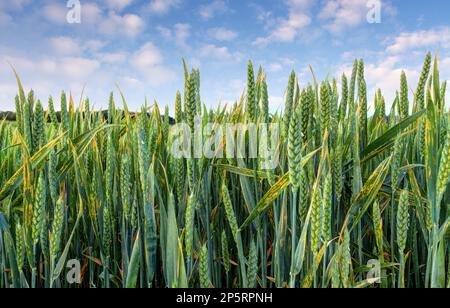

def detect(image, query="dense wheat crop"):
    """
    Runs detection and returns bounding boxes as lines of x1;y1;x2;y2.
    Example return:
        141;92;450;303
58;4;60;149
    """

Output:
0;53;449;288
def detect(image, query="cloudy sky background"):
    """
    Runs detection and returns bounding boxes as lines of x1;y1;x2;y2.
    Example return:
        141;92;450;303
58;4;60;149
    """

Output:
0;0;449;113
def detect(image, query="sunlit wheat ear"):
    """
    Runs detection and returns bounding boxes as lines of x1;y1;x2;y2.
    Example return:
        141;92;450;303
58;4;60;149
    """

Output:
372;200;383;246
400;71;409;120
199;244;210;288
105;132;114;207
288;104;302;192
298;170;308;224
60;91;69;133
23;90;32;154
32;173;45;246
186;72;197;134
416;52;432;111
391;135;403;192
300;89;309;146
311;184;322;256
340;73;348;122
339;229;352;288
50;197;64;262
48;96;58;127
247;239;258;288
322;176;332;243
246;61;257;123
349;59;358;112
48;150;58;205
221;231;230;274
283;71;296;138
320;81;330;136
437;123;450;199
15;222;24;271
222;183;239;243
397;189;410;254
102;206;112;257
185;193;196;256
260;79;269;124
120;152;131;219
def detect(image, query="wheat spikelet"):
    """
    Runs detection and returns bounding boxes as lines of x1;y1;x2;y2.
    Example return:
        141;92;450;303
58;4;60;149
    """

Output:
311;184;322;255
372;200;383;250
199;244;210;288
283;71;296;137
340;73;348;122
222;183;239;243
299;170;308;224
261;79;269;124
288;104;302;191
416;52;432;111
120;151;131;219
185;193;196;255
322;176;332;243
320;81;330;136
16;222;24;271
50;197;64;261
221;231;230;274
247;239;258;288
48;150;58;205
46;97;57;127
348;60;358;112
437;124;450;197
105;132;114;206
246;61;257;122
339;229;352;288
400;71;409;120
23;91;33;154
102;206;112;257
397;189;410;254
60;91;69;133
32;173;45;246
391;135;403;192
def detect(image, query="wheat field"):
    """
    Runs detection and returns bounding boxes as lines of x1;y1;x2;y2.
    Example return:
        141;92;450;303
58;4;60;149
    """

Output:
0;53;449;288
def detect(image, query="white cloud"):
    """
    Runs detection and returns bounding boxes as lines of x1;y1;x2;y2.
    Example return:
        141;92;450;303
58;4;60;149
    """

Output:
60;57;101;79
42;4;67;24
82;3;103;24
42;2;102;25
98;52;128;63
0;0;31;10
147;0;180;14
268;63;283;73
42;3;141;37
85;40;107;52
0;10;12;25
49;37;82;56
131;43;164;68
157;26;172;40
253;0;312;46
387;27;450;54
199;0;228;20
1;54;100;81
157;23;191;49
100;12;144;37
130;42;175;86
319;0;397;33
105;0;134;11
319;0;369;33
199;44;242;62
207;27;238;41
174;23;191;44
265;57;298;75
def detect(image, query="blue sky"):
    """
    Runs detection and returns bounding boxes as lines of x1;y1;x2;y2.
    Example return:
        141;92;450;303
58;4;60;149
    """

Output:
0;0;449;113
